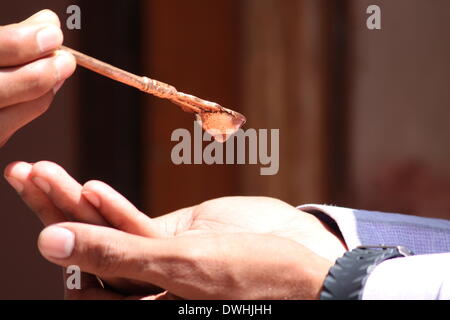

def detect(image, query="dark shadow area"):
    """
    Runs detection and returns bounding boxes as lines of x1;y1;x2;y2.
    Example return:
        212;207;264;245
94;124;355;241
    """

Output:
77;0;143;207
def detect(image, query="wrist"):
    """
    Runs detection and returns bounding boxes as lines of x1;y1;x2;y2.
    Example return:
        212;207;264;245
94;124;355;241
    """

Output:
290;245;334;300
308;256;334;300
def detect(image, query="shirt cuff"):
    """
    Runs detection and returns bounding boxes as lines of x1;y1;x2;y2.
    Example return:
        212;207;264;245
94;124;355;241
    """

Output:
298;204;450;255
362;253;450;300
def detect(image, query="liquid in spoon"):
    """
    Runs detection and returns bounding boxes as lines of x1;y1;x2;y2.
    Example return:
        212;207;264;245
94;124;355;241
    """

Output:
197;111;247;143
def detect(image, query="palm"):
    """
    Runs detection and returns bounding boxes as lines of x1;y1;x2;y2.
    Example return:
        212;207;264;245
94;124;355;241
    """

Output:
155;197;343;261
189;197;305;234
186;198;309;237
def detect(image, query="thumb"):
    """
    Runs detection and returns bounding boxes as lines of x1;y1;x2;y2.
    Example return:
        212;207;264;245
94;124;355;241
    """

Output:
37;223;178;290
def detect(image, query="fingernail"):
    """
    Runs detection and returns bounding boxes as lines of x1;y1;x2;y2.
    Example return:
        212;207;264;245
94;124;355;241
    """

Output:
36;25;62;53
33;177;51;194
53;80;65;95
5;176;24;194
54;51;76;82
82;191;101;208
39;227;75;259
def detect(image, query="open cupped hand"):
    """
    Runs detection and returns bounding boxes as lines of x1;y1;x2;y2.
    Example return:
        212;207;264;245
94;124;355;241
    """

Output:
4;161;346;299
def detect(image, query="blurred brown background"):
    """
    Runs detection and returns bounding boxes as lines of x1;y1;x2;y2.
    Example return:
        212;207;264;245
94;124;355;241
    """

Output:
0;0;449;299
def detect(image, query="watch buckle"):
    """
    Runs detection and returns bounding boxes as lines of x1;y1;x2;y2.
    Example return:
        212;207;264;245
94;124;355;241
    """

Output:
357;245;413;256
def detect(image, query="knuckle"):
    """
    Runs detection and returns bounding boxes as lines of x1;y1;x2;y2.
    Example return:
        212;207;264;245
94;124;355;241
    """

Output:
87;241;125;277
0;29;22;56
0;24;34;56
109;215;128;232
162;245;210;284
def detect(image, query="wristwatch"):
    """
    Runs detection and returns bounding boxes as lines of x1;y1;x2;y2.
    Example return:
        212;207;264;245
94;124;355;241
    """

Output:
320;245;413;300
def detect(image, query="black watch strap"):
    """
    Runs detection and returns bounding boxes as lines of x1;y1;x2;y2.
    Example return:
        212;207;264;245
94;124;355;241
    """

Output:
320;246;413;300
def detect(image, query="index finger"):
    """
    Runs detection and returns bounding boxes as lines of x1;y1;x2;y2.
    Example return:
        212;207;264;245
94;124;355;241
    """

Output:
29;161;109;226
0;10;63;67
